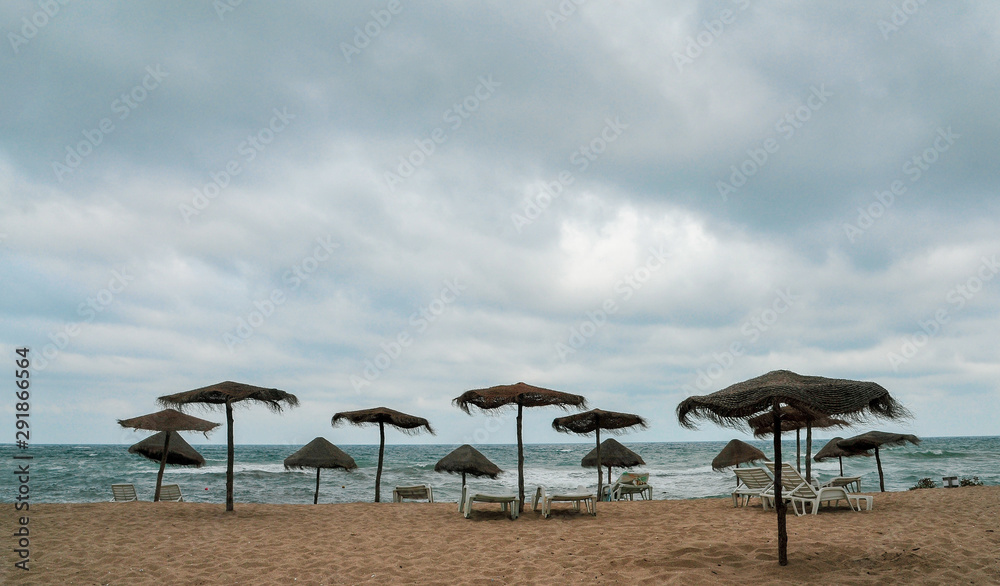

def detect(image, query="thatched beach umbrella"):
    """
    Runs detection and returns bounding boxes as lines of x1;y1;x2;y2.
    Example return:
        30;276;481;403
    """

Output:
129;431;206;467
749;407;851;482
581;438;645;486
454;382;587;511
552;409;647;500
158;381;299;512
837;431;920;492
712;439;767;473
813;436;872;476
435;444;502;487
677;369;909;566
118;408;219;502
284;437;357;504
331;407;434;503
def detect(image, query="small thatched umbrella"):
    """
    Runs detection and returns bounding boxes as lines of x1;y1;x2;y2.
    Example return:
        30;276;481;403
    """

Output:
837;431;920;492
331;407;434;502
454;382;587;511
813;436;872;476
118;408;219;502
582;438;645;486
749;407;851;482
712;439;767;480
284;437;357;504
129;431;206;467
158;381;299;512
677;369;909;566
552;409;647;500
435;444;502;487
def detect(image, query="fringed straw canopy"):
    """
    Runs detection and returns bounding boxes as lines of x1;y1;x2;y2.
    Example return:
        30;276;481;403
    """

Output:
711;439;767;471
551;409;647;435
118;408;220;437
331;407;434;435
581;438;645;469
284;437;357;471
434;445;502;479
128;431;206;467
453;382;587;413
158;381;299;412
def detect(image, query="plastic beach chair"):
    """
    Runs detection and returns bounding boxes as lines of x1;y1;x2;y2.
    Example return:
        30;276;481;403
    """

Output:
392;485;434;502
111;484;138;502
532;485;597;518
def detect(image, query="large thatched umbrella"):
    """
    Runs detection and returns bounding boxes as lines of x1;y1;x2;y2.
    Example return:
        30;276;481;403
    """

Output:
582;438;645;486
118;408;219;502
284;437;357;504
331;407;434;503
677;369;909;566
837;431;920;492
552;408;647;500
158;381;299;512
435;444;502;487
712;439;767;472
749;407;851;482
454;382;587;511
813;436;872;476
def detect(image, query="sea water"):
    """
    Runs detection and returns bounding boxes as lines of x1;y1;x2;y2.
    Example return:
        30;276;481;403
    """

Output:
2;437;996;505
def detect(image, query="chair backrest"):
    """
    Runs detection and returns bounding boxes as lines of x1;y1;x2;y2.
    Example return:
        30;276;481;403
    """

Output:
159;484;183;502
764;462;816;497
394;484;433;502
616;472;648;485
111;484;138;502
733;467;772;489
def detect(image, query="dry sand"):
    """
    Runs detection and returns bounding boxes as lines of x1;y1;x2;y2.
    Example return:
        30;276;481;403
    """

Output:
3;486;998;585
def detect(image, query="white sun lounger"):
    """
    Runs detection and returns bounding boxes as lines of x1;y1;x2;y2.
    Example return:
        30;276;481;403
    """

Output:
158;484;183;502
763;462;860;516
392;485;434;503
461;485;519;519
532;486;597;518
111;483;138;502
732;467;773;509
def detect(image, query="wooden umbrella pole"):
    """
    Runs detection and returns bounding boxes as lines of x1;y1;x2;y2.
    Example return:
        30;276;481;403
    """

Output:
516;402;524;512
839;455;844;477
375;421;385;502
796;428;801;473
875;447;885;492
154;430;172;502
226;400;235;512
773;398;787;566
805;422;812;483
595;426;602;503
314;468;321;505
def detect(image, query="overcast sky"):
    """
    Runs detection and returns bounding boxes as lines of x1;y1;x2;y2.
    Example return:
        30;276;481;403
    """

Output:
2;1;998;447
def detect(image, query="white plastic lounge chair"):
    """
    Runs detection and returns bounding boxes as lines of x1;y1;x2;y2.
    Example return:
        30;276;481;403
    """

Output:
732;467;773;509
532;486;597;518
816;475;862;493
605;472;653;501
159;484;183;502
392;485;434;503
111;484;138;502
763;462;859;516
461;485;519;519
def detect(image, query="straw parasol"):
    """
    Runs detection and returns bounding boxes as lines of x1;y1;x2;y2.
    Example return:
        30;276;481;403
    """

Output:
677;369;909;566
712;439;767;474
813;436;872;476
331;407;434;502
434;444;502;487
284;437;357;504
748;407;851;482
552;408;647;501
454;382;587;511
129;431;206;467
581;438;645;485
158;381;299;512
837;431;920;492
117;408;219;502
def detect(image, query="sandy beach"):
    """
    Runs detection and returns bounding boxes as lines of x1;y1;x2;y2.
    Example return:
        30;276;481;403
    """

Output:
4;486;998;585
